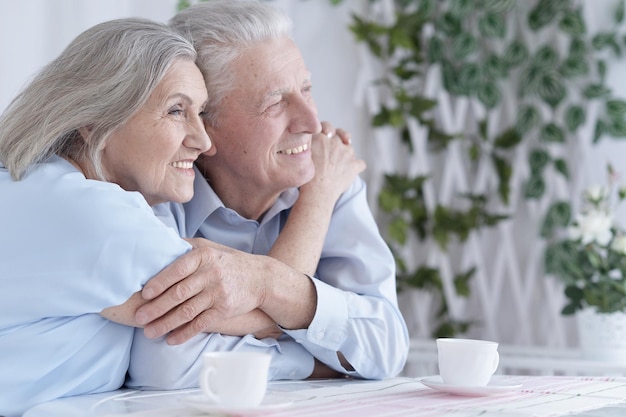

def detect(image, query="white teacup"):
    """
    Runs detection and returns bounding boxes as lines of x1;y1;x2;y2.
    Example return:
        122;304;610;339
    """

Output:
436;338;499;387
199;351;271;407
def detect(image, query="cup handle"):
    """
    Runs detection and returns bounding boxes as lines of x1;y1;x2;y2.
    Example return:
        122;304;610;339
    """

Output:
200;366;220;403
491;351;500;373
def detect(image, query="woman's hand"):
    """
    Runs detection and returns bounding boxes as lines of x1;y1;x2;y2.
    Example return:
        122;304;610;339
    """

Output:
300;121;366;204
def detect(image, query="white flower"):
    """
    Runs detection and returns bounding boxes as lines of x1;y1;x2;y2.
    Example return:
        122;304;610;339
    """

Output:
611;234;626;255
609;268;623;280
584;185;608;204
570;210;613;246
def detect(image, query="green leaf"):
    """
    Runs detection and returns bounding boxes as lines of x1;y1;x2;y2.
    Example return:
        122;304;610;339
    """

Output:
592;32;621;55
554;158;569;178
560;57;589;78
493;128;521;149
594;119;607;143
540;123;566;143
607;119;626;137
598;60;608;82
388;217;408;245
503;40;529;68
449;0;474;17
559;9;586;35
454;267;476;297
519;64;543;96
428;37;445;62
528;0;557;31
482;0;516;13
457;63;483;93
372;106;405;127
616;0;625;24
438;12;462;36
529;148;551;174
541;201;572;238
492;155;512;204
479;13;506;38
389;28;413;52
477;82;501;108
452;33;478;59
441;60;470;95
533;46;559;69
569;37;587;57
483;54;508;79
479;119;488;140
378;187;403;212
545;241;584;281
525;175;546;199
565;105;585;132
516;105;542;134
538;72;566;107
606;100;626;120
584;84;611;99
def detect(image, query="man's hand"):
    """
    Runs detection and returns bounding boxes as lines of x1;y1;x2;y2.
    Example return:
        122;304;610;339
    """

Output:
135;238;268;344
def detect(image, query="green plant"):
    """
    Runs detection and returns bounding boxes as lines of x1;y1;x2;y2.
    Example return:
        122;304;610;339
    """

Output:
347;0;626;336
545;164;626;315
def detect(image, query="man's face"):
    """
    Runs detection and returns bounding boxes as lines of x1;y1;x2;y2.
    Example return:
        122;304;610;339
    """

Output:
200;37;321;198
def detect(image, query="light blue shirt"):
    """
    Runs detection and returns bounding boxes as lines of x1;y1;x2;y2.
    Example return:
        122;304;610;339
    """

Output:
127;169;409;389
0;156;191;417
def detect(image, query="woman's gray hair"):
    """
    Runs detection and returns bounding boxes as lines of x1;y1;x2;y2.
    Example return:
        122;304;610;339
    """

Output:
0;18;197;181
169;0;292;126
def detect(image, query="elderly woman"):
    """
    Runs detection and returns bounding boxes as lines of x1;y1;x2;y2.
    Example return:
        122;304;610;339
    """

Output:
0;17;361;417
127;0;409;390
0;18;209;416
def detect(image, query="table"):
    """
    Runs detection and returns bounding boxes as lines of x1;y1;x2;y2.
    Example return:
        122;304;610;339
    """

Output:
23;375;626;417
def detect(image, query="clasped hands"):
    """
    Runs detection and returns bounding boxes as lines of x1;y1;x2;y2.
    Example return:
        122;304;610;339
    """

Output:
134;238;284;344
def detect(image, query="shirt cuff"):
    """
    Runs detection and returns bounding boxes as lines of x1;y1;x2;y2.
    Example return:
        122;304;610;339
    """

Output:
283;277;348;351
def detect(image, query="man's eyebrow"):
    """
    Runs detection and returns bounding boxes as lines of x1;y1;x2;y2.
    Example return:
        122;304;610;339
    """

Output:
257;74;313;107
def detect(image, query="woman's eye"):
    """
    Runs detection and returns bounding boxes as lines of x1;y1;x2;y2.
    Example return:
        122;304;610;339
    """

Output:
168;107;184;116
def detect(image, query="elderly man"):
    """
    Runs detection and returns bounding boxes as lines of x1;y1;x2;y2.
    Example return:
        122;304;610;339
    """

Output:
128;0;408;386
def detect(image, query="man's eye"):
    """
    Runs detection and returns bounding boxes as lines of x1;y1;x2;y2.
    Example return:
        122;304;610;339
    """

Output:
168;107;183;116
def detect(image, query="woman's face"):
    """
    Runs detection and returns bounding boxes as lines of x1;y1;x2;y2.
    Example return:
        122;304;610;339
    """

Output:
101;59;212;206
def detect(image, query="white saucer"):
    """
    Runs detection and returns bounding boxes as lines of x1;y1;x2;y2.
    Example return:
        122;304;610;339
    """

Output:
184;395;293;415
420;376;522;397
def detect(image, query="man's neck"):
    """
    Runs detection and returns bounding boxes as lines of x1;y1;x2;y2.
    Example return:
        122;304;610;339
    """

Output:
206;173;280;221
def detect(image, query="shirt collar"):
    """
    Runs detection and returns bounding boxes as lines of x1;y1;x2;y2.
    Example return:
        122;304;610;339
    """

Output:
183;165;300;236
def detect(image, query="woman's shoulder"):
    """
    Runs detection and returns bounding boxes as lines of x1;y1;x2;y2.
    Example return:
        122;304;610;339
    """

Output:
2;155;156;231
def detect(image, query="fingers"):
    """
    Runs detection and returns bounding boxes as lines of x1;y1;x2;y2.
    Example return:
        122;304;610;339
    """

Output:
141;249;202;300
141;289;207;338
320;121;335;138
136;248;207;326
319;121;352;145
164;309;219;344
335;128;352;145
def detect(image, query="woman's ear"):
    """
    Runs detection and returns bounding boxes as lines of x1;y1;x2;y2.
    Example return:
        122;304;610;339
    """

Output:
78;126;92;142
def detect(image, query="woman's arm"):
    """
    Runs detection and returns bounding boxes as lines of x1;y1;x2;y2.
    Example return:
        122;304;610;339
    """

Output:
268;122;366;275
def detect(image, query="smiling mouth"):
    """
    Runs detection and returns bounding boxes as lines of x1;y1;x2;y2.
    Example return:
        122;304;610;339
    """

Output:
170;161;194;169
278;143;309;155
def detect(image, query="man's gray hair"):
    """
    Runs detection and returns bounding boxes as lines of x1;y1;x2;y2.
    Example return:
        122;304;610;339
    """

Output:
169;0;293;126
0;18;197;180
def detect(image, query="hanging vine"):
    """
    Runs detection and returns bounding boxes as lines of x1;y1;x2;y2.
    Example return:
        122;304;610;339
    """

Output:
346;0;626;337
